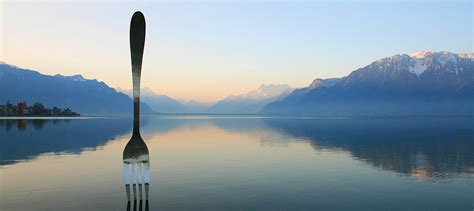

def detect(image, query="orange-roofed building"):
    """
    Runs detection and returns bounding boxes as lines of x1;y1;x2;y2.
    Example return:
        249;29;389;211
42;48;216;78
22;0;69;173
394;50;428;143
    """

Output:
17;101;27;115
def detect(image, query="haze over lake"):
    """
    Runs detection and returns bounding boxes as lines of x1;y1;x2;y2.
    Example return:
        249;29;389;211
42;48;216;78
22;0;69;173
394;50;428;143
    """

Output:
1;115;472;210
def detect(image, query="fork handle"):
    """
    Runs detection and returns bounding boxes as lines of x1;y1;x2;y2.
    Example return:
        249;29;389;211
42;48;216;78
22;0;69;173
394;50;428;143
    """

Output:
130;11;146;134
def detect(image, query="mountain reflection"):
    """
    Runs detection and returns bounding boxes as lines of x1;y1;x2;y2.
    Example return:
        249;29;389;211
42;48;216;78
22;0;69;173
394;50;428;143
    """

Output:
0;118;131;165
1;116;472;182
262;117;474;180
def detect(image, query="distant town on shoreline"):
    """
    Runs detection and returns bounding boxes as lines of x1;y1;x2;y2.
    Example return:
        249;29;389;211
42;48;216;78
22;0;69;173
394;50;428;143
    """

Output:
0;101;80;117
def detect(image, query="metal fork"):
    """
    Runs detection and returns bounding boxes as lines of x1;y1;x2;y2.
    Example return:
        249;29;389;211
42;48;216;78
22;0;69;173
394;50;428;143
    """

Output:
123;11;150;202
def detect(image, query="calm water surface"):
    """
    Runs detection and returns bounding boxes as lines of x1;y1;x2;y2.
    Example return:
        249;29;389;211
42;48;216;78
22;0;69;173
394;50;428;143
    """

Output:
0;116;473;210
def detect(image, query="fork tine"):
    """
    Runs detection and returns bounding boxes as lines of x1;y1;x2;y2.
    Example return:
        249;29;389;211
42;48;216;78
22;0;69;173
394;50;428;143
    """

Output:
123;163;131;201
143;161;150;200
138;162;143;200
131;162;137;200
139;198;143;211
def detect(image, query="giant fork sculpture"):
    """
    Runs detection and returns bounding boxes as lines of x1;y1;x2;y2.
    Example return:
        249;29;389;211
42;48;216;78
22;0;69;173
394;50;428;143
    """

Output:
123;11;150;202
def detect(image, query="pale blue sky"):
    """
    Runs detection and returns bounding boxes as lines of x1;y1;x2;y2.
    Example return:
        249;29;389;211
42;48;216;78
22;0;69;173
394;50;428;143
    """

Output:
1;0;472;102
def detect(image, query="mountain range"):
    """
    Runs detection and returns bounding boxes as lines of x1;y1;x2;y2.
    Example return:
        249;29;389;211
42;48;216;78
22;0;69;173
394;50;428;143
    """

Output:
0;63;152;115
2;51;472;115
117;84;293;114
263;51;474;114
117;87;187;114
117;87;217;113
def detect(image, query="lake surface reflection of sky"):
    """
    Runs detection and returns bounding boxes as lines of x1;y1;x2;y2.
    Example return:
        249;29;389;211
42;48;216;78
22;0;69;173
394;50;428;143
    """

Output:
1;116;473;210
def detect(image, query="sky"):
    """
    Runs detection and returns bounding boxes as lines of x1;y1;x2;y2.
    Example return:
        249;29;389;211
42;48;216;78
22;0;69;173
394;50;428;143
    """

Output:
1;0;472;102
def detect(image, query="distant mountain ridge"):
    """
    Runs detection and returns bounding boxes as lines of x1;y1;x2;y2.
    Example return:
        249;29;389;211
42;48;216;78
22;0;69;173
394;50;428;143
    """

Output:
118;84;293;114
117;87;187;114
182;100;213;113
211;84;294;114
0;63;153;115
263;51;474;114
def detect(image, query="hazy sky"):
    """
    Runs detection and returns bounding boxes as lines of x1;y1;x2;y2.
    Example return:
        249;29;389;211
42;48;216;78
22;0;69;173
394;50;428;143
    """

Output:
1;0;472;102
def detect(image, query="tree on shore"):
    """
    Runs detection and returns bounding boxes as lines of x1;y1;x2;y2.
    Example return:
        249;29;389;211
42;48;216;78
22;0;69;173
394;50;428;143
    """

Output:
32;103;45;115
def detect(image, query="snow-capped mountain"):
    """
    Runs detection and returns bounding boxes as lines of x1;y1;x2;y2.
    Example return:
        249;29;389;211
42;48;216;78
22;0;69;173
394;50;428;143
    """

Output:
342;51;473;90
223;84;293;101
211;84;294;114
263;51;473;114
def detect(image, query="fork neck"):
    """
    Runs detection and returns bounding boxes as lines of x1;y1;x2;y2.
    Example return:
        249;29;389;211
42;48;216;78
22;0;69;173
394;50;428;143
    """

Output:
132;71;140;134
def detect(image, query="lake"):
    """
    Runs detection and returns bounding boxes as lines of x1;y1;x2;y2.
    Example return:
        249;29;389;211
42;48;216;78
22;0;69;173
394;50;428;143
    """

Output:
0;115;473;210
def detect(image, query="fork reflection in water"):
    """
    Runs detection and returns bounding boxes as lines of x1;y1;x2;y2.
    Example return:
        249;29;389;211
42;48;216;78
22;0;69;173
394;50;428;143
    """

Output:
126;198;149;211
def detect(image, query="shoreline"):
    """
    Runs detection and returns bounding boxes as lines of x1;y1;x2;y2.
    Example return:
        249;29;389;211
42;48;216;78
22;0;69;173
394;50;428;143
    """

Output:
0;116;101;120
0;113;472;120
